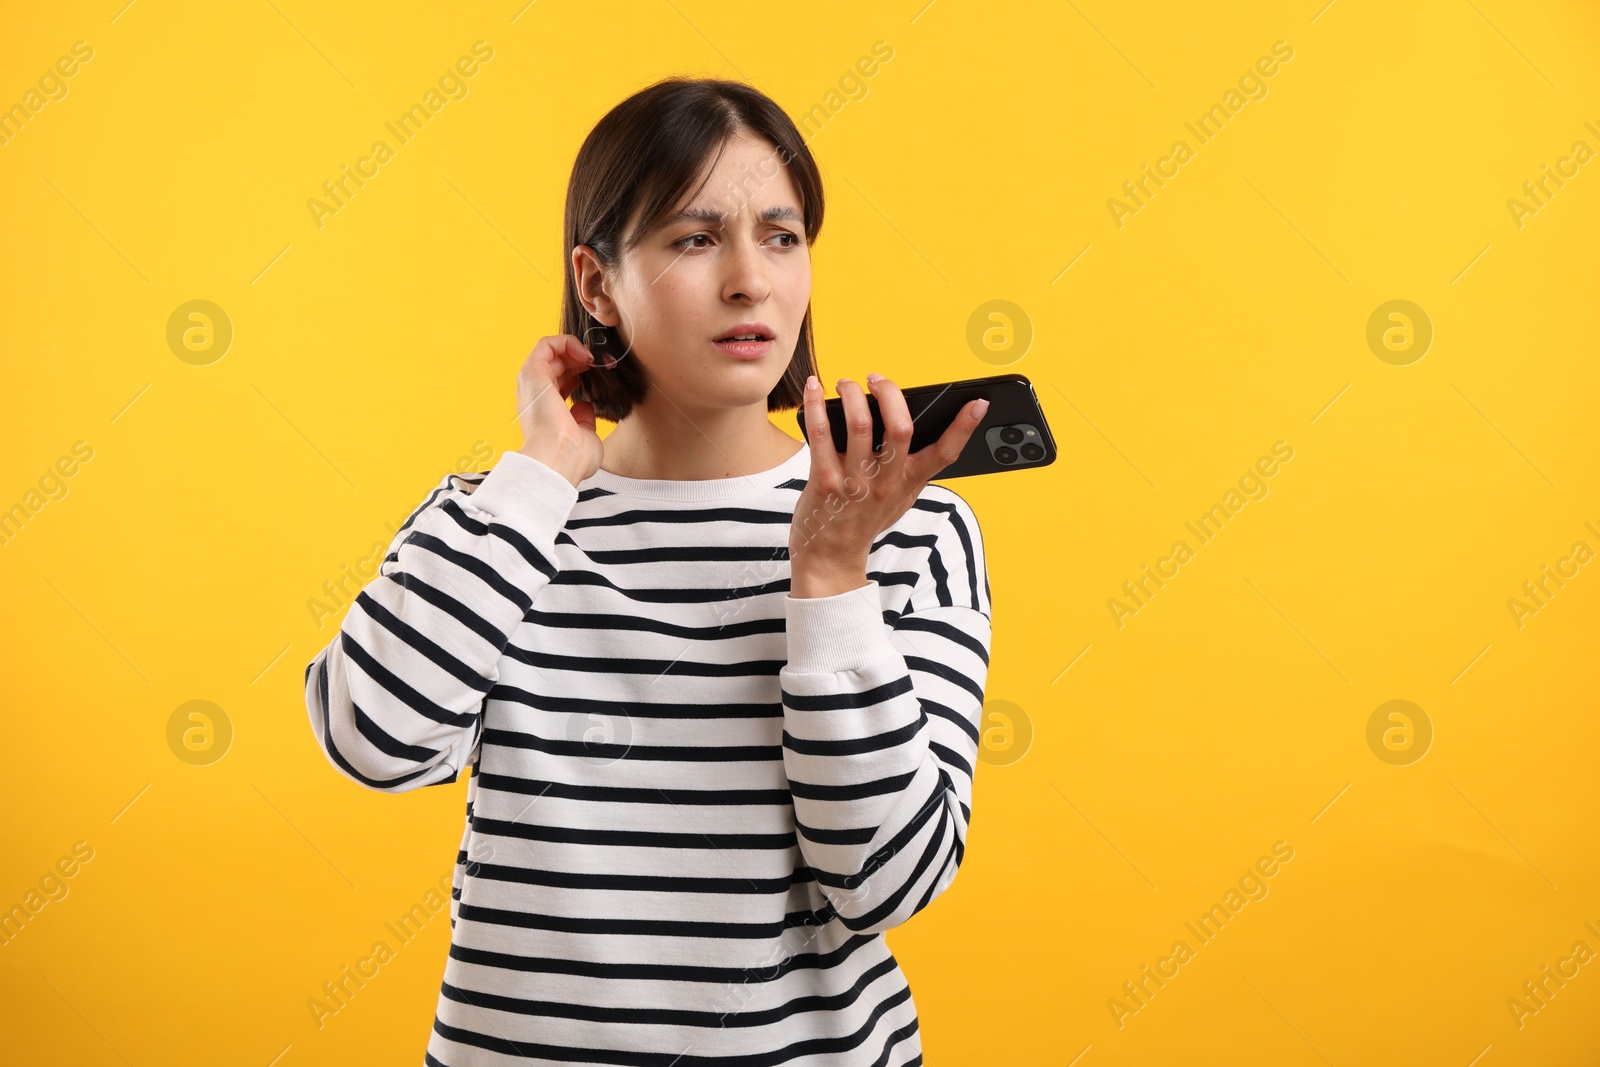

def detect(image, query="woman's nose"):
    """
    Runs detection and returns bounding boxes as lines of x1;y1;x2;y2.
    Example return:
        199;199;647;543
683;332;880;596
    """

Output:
722;236;771;303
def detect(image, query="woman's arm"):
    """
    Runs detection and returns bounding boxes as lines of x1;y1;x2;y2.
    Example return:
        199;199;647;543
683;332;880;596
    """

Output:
304;450;579;792
780;492;992;935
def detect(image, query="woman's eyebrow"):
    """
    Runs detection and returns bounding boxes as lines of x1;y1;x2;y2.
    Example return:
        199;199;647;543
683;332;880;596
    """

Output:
662;204;801;227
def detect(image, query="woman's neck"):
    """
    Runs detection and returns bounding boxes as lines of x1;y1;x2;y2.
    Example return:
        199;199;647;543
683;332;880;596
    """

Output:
600;404;803;481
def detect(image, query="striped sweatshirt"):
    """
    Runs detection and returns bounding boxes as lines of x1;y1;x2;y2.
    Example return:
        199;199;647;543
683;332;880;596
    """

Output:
303;438;993;1066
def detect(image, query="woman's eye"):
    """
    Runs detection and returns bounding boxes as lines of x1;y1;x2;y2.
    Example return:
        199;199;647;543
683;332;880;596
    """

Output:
673;231;799;250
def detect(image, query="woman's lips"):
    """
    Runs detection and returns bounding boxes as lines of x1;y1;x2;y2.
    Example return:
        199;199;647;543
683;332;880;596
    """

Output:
712;338;773;359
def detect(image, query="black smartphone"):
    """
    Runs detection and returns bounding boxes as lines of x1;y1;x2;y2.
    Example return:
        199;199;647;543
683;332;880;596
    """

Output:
795;372;1056;480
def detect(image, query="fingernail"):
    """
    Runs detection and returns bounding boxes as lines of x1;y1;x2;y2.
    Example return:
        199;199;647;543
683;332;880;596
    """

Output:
973;399;991;419
867;373;883;383
806;375;819;392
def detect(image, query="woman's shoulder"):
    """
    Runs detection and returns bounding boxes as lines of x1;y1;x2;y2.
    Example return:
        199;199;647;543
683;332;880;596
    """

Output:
889;480;990;616
906;480;983;541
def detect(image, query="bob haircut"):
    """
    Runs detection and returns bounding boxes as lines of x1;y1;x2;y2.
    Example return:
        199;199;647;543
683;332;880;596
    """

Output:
562;77;825;424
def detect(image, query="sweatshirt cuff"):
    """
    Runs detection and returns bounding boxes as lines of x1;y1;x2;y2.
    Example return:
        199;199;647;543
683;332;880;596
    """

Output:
784;579;897;674
463;450;580;543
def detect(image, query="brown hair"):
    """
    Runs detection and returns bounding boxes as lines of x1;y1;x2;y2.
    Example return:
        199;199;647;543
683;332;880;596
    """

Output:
561;77;825;423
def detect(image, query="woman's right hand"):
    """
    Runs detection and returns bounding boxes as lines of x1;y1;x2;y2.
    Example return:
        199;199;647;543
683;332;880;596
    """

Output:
514;334;606;488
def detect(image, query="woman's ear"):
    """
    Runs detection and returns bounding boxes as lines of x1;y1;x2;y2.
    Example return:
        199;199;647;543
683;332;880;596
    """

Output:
572;245;620;327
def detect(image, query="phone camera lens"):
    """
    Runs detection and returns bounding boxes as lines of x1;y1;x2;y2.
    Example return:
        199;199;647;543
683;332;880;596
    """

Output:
995;446;1017;464
1021;443;1044;461
1000;426;1024;445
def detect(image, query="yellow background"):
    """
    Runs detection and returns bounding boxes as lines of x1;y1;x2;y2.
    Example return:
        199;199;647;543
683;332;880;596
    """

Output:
2;0;1597;1063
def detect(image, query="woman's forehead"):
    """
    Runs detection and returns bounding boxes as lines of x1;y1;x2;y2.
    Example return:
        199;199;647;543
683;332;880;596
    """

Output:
670;171;802;227
623;133;806;245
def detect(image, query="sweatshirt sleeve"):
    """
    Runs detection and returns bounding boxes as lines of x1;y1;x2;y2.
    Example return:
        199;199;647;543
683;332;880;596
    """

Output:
304;449;580;793
780;492;993;935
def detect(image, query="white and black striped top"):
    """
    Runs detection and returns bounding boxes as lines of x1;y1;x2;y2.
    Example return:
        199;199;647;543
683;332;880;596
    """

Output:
304;441;993;1066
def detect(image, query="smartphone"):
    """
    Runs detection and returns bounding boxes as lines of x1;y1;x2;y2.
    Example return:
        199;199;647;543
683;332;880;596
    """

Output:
795;372;1056;480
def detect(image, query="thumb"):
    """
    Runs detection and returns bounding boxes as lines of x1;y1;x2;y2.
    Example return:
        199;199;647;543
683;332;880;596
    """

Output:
570;399;597;434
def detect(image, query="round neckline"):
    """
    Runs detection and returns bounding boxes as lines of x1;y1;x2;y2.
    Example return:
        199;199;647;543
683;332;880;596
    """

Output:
582;439;811;501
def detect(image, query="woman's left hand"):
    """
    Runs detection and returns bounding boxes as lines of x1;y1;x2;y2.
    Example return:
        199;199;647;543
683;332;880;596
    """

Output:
788;373;989;599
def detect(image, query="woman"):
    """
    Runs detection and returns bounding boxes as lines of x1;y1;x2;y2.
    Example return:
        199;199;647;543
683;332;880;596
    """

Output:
305;76;994;1066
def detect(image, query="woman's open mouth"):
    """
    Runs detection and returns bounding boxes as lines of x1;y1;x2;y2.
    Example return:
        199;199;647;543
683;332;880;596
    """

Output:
713;322;774;360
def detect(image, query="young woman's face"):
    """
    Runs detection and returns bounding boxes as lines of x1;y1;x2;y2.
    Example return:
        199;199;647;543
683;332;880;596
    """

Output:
605;131;811;414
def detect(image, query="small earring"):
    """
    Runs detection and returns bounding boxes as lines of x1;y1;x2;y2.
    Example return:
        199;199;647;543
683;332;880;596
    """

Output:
582;322;612;364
